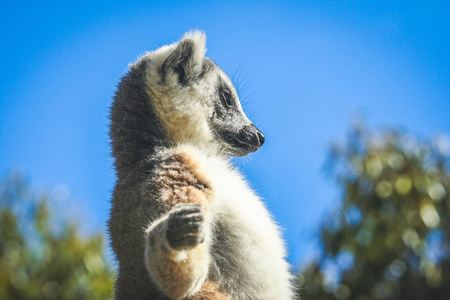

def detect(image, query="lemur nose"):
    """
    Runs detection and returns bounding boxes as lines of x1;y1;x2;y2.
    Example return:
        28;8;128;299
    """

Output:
244;124;265;148
257;130;265;147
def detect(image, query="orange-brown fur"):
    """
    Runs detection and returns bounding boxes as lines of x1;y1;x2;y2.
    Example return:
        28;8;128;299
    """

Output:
157;152;213;209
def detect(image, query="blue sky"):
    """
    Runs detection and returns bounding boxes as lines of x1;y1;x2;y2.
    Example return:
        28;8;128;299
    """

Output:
1;1;449;267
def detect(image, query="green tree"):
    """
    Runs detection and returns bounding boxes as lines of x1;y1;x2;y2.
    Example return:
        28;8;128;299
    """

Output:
0;173;113;299
299;125;450;300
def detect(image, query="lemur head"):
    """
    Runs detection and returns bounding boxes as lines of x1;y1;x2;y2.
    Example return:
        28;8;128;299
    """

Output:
141;31;264;157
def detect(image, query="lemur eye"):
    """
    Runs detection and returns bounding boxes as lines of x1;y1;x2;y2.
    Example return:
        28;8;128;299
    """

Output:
220;89;233;108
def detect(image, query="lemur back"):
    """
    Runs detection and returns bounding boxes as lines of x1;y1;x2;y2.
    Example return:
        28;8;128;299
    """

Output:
109;31;295;300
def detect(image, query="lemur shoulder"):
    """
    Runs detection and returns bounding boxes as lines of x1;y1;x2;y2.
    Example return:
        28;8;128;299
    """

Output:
109;31;295;300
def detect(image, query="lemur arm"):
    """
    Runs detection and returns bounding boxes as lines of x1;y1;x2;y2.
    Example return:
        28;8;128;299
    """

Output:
142;151;219;299
145;203;210;300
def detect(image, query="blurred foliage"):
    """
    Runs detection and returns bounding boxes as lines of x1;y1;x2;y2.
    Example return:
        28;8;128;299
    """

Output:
0;173;113;299
299;125;450;300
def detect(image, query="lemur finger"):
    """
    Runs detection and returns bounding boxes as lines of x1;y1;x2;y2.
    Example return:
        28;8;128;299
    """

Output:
167;226;203;242
170;210;201;218
170;211;204;222
169;234;205;250
182;221;204;234
175;212;204;222
167;214;204;233
170;205;204;217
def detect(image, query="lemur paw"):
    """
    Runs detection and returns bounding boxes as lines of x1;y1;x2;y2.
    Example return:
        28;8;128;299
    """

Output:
166;203;205;251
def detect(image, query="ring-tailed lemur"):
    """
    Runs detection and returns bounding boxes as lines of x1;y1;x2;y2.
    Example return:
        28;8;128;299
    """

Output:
109;31;295;300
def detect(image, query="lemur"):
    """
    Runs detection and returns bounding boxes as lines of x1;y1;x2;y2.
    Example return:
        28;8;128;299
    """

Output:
109;31;295;300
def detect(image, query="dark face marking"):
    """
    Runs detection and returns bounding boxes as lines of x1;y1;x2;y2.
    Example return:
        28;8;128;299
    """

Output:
212;78;240;123
211;77;265;156
219;85;234;108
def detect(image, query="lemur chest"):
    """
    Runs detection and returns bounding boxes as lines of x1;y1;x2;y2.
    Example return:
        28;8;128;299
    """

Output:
204;157;286;292
158;146;288;297
209;164;281;254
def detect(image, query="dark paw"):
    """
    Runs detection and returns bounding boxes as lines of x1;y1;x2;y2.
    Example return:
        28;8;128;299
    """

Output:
165;203;205;250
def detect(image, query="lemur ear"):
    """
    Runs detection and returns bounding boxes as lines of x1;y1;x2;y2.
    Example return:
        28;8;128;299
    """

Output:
162;31;206;85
